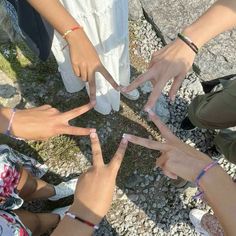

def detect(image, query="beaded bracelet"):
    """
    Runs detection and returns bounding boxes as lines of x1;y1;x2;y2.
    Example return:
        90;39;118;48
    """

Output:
193;160;219;199
62;25;83;39
177;33;199;54
65;211;99;230
4;108;16;136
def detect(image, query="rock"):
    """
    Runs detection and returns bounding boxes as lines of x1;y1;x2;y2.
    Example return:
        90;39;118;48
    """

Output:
0;70;21;107
128;0;143;21
153;93;170;123
140;0;236;81
0;0;20;43
125;174;143;189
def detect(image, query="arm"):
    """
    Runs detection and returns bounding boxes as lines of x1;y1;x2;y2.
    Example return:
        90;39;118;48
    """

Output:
27;0;119;102
125;111;236;235
52;132;128;236
0;103;95;140
123;0;236;109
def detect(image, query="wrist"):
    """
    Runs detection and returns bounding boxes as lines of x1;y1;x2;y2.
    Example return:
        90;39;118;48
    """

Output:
0;108;13;134
66;28;84;46
182;26;206;49
69;203;103;226
191;158;213;182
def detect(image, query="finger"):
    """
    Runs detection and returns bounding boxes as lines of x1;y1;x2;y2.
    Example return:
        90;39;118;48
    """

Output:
163;170;178;179
73;65;81;77
62;103;94;120
144;78;166;110
169;73;186;101
31;105;52;111
88;71;96;103
109;137;128;173
125;134;169;152
156;154;166;168
98;66;119;90
80;64;88;82
61;125;94;136
121;70;155;93
90;132;104;167
147;110;179;142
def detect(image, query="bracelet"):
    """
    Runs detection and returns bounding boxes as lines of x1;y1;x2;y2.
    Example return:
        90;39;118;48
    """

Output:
62;25;83;39
4;108;16;136
65;211;99;230
177;33;199;54
193;160;219;199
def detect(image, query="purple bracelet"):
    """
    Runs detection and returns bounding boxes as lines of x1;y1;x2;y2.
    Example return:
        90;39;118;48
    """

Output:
193;160;219;199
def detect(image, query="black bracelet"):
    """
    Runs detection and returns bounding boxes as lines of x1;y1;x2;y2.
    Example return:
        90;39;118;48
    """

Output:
177;33;199;54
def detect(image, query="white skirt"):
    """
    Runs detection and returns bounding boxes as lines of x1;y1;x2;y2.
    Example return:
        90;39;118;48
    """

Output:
52;0;130;115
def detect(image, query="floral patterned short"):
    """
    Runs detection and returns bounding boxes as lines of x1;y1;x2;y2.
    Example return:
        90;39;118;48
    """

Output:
0;210;31;236
0;145;48;211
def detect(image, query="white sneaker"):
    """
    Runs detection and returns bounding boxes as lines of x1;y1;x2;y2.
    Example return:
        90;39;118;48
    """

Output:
49;178;78;201
189;209;210;236
52;205;70;219
121;89;140;100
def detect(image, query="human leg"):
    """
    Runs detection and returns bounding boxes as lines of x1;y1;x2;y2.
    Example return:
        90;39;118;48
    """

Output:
14;209;60;236
187;80;236;162
18;167;78;201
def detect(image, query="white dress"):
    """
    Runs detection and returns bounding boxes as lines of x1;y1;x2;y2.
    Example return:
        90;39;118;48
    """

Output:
52;0;130;115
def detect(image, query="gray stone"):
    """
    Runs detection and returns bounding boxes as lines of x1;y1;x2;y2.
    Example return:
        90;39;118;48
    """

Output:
0;0;19;43
153;93;170;123
0;70;21;107
128;0;143;21
140;0;236;81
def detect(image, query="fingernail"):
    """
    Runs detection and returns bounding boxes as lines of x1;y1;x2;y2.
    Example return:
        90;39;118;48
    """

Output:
90;128;96;133
90;101;96;107
90;132;97;138
147;109;155;116
122;133;127;138
121;87;127;92
122;138;128;144
144;107;151;113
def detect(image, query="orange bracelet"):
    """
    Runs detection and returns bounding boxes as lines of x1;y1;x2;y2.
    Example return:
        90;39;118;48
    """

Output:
62;25;83;39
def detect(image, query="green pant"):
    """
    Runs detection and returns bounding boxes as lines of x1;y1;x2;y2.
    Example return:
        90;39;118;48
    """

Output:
188;79;236;164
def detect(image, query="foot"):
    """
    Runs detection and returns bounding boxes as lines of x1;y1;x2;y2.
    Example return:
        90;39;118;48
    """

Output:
52;205;70;219
121;89;140;101
49;178;78;201
180;116;196;131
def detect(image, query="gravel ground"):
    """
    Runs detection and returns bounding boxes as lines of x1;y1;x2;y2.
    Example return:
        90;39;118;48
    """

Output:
0;15;235;236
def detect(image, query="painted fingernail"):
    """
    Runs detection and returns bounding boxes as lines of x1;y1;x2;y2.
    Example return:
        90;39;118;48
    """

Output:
90;132;97;138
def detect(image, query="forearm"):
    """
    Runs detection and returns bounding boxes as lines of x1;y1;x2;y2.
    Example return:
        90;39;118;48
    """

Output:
0;108;11;134
183;0;236;48
27;0;79;35
200;166;236;235
51;217;94;236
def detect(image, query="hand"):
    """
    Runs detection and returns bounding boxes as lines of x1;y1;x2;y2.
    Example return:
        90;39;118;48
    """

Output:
122;39;196;110
69;132;128;224
125;110;211;182
10;103;95;140
67;29;120;102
